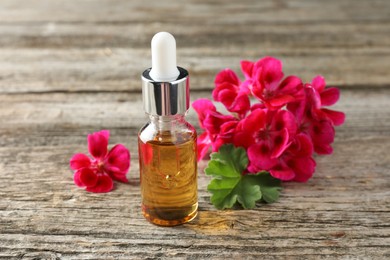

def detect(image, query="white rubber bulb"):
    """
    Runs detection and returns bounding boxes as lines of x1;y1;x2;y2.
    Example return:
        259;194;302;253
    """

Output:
149;32;180;82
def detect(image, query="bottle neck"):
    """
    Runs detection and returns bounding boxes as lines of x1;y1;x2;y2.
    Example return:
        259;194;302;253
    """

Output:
149;114;186;132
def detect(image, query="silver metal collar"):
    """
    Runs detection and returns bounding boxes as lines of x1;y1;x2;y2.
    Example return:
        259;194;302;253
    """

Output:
141;67;189;116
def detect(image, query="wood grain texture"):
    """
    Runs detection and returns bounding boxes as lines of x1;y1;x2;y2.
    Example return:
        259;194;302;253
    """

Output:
0;0;389;259
0;88;389;259
0;0;390;93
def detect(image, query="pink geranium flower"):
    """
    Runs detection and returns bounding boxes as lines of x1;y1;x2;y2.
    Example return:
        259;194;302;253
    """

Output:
192;98;217;129
233;107;313;181
288;76;345;154
255;133;316;182
70;130;130;193
192;99;215;160
310;76;346;126
196;132;212;162
192;56;344;184
234;108;297;159
242;57;304;110
213;69;251;118
192;99;238;161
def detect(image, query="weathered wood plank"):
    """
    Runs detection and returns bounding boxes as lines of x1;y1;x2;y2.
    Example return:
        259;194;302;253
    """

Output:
0;89;389;258
0;0;389;23
0;0;389;92
0;47;389;94
0;0;389;258
1;20;389;49
0;88;389;132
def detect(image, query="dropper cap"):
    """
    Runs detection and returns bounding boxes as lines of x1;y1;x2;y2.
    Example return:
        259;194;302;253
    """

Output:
141;32;190;116
149;32;180;82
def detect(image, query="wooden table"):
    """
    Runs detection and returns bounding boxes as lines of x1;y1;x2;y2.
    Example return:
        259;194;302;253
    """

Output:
0;0;389;259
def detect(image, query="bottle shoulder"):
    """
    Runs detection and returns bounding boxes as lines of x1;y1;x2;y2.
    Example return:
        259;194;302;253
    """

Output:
139;119;196;145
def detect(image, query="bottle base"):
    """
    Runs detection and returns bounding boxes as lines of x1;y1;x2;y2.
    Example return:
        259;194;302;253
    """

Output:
142;203;198;227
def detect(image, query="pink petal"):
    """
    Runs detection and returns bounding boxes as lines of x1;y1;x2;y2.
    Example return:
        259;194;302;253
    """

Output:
233;132;252;150
70;153;91;170
288;133;313;157
86;174;113;193
212;121;238;151
73;169;85;187
220;121;238;135
311;120;335;144
293;87;305;101
306;85;322;110
247;142;278;172
256;56;284;91
310;119;335;155
287;98;307;123
214;69;240;86
217;121;239;148
291;157;316;182
203;111;235;135
197;132;211;161
217;88;236;108
105;144;130;172
101;130;110;139
272;110;297;134
320;87;340;106
265;109;276;124
228;93;250;116
278;75;303;94
192;99;216;129
269;163;295;181
211;137;227;152
212;82;237;102
239;81;252;95
233;130;255;149
271;129;290;158
79;168;98;187
314;142;334;155
110;173;128;183
240;60;254;79
104;144;130;182
88;130;109;159
250;78;265;101
242;108;267;135
268;95;296;109
321;108;345;126
311;75;326;92
251;103;266;111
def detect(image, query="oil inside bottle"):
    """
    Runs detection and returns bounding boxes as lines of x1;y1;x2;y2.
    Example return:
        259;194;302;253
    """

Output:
139;131;198;226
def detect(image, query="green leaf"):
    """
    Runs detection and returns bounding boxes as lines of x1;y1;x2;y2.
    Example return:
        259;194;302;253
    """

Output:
249;171;282;204
205;144;282;209
206;144;248;178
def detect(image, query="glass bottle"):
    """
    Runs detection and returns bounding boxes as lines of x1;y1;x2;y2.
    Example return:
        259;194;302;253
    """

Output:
138;32;198;226
138;114;197;226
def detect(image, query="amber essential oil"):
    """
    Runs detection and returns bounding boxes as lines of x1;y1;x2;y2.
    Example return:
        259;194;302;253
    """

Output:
139;120;198;226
